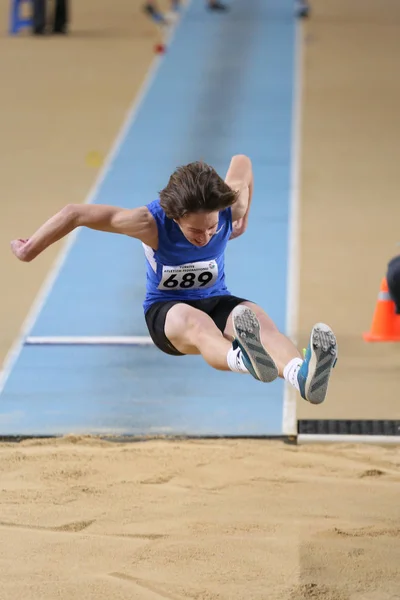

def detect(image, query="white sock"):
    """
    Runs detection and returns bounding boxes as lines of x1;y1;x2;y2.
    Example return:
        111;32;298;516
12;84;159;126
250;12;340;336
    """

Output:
227;346;249;374
283;357;302;391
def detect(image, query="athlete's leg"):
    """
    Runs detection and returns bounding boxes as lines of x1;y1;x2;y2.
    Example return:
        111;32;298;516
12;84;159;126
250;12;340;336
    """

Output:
164;303;277;381
164;303;234;370
224;301;301;375
225;302;337;404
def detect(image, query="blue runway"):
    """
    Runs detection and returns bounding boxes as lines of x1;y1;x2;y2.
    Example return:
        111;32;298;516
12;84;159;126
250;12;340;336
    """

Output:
0;0;298;437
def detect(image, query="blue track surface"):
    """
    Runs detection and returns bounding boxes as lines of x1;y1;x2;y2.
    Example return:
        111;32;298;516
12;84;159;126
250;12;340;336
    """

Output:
0;0;297;436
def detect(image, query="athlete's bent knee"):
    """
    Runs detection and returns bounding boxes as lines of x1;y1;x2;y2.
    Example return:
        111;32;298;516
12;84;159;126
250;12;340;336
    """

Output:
165;304;211;351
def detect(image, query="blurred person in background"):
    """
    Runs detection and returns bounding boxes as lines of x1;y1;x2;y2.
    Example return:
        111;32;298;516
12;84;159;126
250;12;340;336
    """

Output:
296;0;310;18
32;0;69;35
143;0;228;24
144;1;310;23
387;255;400;314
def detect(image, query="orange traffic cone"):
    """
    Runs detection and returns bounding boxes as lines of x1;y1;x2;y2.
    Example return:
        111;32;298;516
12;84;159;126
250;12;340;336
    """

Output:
363;277;400;342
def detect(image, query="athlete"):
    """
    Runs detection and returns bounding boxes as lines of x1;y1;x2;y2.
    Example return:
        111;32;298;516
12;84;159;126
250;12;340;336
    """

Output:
11;155;337;404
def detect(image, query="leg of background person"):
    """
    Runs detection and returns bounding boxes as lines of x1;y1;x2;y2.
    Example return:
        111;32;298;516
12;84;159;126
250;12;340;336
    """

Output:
53;0;68;34
32;0;47;35
143;1;167;24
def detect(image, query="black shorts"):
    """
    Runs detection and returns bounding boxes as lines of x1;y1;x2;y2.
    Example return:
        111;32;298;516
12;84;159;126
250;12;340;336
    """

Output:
145;294;248;356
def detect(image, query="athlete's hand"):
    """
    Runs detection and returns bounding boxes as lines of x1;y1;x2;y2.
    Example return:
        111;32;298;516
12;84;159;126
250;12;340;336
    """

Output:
10;238;31;262
230;217;247;240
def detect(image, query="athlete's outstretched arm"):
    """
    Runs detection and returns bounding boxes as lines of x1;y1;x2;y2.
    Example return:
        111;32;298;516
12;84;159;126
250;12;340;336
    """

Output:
224;154;254;240
10;204;158;262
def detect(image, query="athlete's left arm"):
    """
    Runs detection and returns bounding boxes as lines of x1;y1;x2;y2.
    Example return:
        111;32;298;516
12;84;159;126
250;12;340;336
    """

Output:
224;154;253;240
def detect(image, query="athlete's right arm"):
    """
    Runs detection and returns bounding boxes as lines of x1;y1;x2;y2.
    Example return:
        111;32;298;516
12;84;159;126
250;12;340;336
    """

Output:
10;204;158;263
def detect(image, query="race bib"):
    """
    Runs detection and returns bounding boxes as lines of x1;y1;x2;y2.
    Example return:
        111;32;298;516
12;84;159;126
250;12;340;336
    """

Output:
158;260;218;291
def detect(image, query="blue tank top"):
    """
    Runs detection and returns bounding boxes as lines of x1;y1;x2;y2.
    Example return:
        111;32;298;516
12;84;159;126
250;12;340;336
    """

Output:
142;199;232;312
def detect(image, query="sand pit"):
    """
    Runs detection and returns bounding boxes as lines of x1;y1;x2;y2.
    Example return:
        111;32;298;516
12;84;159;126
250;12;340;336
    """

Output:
0;437;399;599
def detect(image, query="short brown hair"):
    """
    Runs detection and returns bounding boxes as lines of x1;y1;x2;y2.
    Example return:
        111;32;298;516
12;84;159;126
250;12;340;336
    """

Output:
159;161;239;220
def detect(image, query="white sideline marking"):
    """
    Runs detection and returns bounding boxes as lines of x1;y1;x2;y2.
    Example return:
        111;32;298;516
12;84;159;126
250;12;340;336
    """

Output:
282;18;304;436
25;336;154;346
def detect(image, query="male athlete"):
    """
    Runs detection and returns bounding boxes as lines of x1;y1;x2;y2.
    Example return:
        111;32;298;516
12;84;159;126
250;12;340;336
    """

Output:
11;155;337;404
